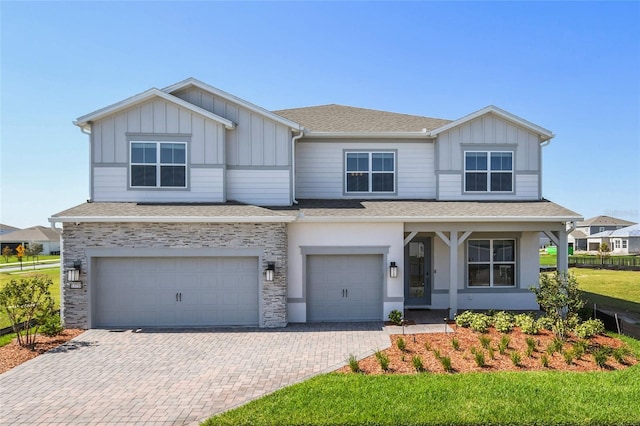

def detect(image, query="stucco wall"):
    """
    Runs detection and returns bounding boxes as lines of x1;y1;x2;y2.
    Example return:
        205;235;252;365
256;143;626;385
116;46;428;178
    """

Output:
61;222;287;328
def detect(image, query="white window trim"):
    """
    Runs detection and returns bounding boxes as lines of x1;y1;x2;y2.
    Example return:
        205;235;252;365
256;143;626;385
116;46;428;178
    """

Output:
464;151;514;193
467;239;517;287
130;141;187;189
344;151;396;194
622;240;628;249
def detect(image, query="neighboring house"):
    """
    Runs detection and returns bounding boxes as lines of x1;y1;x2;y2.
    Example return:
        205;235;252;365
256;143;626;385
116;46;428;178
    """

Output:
0;226;61;255
50;78;582;329
587;224;640;255
0;223;20;236
570;215;637;251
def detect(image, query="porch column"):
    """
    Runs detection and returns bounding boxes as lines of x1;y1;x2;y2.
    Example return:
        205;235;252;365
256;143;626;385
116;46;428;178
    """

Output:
557;229;569;273
449;232;459;318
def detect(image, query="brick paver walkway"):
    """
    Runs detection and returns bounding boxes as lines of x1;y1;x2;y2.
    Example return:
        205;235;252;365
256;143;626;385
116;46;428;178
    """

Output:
0;323;389;425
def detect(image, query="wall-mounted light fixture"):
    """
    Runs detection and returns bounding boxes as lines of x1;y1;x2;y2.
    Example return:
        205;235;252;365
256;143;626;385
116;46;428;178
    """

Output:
67;261;82;288
265;262;275;282
389;261;398;278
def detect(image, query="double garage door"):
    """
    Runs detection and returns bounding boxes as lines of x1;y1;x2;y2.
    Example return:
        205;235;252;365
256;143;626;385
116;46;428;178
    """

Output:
307;254;383;322
94;257;259;327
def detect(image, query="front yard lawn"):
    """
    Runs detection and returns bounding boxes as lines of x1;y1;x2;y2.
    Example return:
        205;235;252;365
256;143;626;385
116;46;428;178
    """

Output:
205;336;640;426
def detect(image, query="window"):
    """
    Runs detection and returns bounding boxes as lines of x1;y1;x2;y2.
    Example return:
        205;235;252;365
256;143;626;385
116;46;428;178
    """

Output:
465;151;513;192
599;227;605;232
614;239;621;249
130;142;186;188
468;239;516;287
345;152;395;193
622;240;628;249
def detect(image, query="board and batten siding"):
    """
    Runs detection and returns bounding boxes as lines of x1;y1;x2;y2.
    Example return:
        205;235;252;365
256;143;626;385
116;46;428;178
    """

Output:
295;140;436;199
436;113;541;201
172;87;291;167
226;169;291;206
91;99;225;165
93;167;224;202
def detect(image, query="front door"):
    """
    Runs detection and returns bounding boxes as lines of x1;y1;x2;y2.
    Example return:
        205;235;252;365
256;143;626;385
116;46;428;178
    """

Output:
404;238;432;305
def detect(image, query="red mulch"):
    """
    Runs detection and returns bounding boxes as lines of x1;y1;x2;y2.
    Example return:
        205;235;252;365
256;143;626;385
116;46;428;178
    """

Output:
0;329;85;374
338;325;637;375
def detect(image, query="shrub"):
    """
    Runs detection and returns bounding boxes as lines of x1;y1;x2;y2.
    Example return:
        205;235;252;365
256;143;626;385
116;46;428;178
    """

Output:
593;347;609;368
40;314;63;337
540;354;550;368
396;337;406;352
424;341;431;351
0;276;56;349
375;350;390;371
563;350;574;365
488;346;495;359
498;335;510;354
412;355;425;372
492;311;514;333
347;354;360;373
548;338;564;354
515;313;540;335
474;350;486;367
574;319;605;339
455;310;475;328
479;335;491;349
536;315;555;331
532;271;585;341
440;355;453;372
612;346;631;364
573;340;589;360
469;314;491;333
510;351;522;366
451;337;460;351
388;309;403;326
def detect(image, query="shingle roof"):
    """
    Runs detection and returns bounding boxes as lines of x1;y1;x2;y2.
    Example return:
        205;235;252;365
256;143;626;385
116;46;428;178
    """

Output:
577;215;636;227
50;200;581;223
273;104;451;133
0;226;60;242
589;224;640;238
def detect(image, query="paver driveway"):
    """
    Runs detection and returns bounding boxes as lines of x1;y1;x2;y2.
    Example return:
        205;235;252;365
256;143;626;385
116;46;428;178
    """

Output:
0;323;390;425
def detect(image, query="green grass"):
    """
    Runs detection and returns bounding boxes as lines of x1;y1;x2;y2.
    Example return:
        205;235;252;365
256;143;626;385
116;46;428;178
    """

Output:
0;268;60;329
540;253;557;266
571;268;640;321
0;255;60;265
205;335;640;426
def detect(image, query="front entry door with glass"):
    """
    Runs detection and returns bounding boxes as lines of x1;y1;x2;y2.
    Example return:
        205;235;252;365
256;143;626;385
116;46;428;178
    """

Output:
405;238;432;305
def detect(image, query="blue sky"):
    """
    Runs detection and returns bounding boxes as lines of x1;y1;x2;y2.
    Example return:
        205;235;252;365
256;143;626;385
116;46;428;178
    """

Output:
1;1;638;228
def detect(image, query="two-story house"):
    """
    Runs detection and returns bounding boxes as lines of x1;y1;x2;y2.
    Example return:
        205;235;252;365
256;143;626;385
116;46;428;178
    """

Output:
50;78;582;329
569;215;636;251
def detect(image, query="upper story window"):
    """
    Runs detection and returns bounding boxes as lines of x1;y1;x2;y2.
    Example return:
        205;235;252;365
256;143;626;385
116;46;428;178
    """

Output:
468;239;516;287
130;142;186;188
465;151;513;192
345;152;395;193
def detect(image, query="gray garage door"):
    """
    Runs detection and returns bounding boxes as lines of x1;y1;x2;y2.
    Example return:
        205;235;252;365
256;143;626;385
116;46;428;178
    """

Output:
307;254;383;322
94;257;259;327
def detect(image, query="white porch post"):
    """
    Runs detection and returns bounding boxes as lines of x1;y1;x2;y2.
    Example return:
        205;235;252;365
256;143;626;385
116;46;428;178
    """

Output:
557;229;569;274
449;231;459;318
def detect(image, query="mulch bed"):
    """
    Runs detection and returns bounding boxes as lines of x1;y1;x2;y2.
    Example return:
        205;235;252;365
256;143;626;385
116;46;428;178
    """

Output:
0;329;85;374
338;325;637;375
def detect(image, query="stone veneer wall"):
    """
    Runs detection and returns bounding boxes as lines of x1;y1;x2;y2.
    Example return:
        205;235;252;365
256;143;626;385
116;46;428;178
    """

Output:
61;222;288;328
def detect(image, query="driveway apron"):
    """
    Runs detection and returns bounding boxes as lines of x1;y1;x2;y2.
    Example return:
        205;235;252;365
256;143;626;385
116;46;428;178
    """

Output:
0;323;389;425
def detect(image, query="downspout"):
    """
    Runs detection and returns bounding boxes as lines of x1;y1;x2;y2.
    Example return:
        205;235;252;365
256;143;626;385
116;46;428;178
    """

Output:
291;128;305;205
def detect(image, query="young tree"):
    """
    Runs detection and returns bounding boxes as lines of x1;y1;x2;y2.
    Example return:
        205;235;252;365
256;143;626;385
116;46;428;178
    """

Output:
531;272;585;341
1;246;12;263
0;276;56;349
25;243;44;266
598;242;611;262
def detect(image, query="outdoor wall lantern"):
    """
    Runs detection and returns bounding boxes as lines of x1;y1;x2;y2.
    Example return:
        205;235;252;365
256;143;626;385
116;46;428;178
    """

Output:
389;261;398;278
265;262;275;282
67;261;82;288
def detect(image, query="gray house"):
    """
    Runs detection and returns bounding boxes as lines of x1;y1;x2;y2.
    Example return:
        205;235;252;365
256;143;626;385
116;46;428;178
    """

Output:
570;215;636;251
50;78;581;329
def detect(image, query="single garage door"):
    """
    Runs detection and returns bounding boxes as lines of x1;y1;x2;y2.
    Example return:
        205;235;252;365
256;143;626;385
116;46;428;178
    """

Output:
94;257;258;327
307;254;383;322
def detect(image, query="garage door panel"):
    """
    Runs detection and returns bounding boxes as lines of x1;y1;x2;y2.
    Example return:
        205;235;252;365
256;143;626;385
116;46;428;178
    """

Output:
308;254;383;322
95;257;259;327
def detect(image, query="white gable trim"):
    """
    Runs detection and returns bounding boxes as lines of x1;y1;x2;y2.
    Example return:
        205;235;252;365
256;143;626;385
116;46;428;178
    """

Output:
428;105;555;142
163;78;302;131
74;88;236;130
